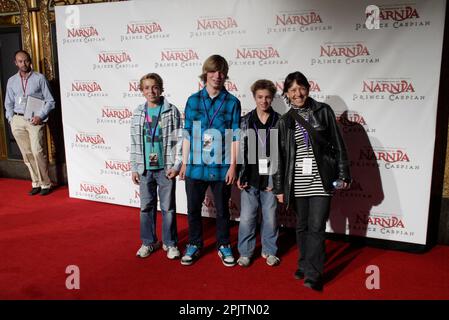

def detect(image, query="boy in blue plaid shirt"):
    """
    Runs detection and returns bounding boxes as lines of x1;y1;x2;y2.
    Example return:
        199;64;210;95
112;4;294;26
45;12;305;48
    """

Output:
179;55;241;267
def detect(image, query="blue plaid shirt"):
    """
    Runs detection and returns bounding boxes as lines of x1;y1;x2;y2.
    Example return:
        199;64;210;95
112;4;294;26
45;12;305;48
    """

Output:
184;87;241;181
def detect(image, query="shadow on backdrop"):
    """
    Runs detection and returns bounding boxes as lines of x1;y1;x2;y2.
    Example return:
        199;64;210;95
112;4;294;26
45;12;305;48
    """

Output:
326;96;384;239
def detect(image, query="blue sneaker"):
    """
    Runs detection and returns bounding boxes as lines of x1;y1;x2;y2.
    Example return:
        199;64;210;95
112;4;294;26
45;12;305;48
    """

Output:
218;245;236;267
181;244;200;266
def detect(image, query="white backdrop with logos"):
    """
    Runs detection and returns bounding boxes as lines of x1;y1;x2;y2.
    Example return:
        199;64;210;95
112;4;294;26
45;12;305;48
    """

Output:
55;0;446;245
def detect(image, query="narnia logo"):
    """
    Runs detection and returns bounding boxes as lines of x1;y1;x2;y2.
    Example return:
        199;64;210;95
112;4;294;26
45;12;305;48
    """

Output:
161;49;199;62
75;134;105;145
198;81;238;92
275;82;284;92
102;108;132;119
309;80;321;92
80;183;109;194
356;214;405;228
197;17;238;30
128;81;140;92
236;47;280;60
337;112;367;126
380;6;419;21
71;81;102;92
362;80;415;94
275;80;319;92
105;160;131;172
276;12;322;26
360;149;410;163
98;52;132;64
224;81;238;92
320;44;370;58
127;22;162;34
67;26;99;38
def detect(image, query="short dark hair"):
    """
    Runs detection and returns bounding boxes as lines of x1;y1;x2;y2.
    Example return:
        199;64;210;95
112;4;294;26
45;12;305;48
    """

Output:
139;73;164;92
199;55;229;83
14;50;31;61
282;71;310;95
250;79;276;98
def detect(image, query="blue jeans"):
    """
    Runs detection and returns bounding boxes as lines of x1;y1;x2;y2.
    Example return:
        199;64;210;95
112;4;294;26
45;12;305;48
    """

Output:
139;169;177;246
238;186;278;257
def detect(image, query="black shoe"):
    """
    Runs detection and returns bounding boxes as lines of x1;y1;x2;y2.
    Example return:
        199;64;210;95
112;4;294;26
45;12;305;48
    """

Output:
39;188;52;196
294;269;305;280
28;187;41;196
304;278;323;291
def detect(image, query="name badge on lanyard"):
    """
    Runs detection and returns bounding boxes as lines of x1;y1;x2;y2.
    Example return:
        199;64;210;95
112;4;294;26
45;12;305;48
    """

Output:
203;133;213;152
302;158;313;175
149;153;159;167
259;159;269;175
253;111;276;175
17;76;28;108
16;96;27;108
145;105;162;147
201;92;228;153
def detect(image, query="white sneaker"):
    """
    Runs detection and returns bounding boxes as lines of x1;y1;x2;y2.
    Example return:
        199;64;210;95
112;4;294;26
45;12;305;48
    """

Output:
218;245;236;267
163;244;181;259
262;252;280;266
136;243;160;258
237;256;251;267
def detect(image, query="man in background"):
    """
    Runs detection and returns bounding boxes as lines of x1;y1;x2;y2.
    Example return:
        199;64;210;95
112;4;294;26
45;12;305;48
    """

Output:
4;50;55;196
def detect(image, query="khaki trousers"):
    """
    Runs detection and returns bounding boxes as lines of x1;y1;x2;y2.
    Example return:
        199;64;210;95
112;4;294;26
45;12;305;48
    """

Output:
10;115;51;189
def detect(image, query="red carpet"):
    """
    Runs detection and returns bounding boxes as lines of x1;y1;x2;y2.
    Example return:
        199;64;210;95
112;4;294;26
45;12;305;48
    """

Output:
0;178;448;300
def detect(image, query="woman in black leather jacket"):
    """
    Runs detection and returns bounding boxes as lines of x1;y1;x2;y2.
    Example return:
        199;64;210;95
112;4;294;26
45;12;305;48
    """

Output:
273;71;351;291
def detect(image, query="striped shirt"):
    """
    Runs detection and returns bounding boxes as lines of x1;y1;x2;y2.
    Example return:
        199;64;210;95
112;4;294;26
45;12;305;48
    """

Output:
293;107;330;197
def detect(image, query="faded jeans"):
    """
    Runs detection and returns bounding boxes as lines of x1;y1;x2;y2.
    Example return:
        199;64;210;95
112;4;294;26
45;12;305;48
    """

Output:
238;186;278;257
139;169;177;247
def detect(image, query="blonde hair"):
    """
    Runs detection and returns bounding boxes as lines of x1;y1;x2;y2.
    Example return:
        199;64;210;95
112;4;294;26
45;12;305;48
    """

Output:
250;79;276;98
139;73;164;92
199;55;229;83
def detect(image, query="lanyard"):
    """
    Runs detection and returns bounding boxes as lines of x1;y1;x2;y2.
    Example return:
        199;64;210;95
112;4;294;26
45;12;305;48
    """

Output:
298;124;309;150
202;91;228;128
21;76;29;97
252;110;276;150
145;104;162;147
293;107;311;155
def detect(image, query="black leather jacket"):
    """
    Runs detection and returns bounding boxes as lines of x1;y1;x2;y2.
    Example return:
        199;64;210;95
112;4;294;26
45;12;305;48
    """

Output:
272;97;351;208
